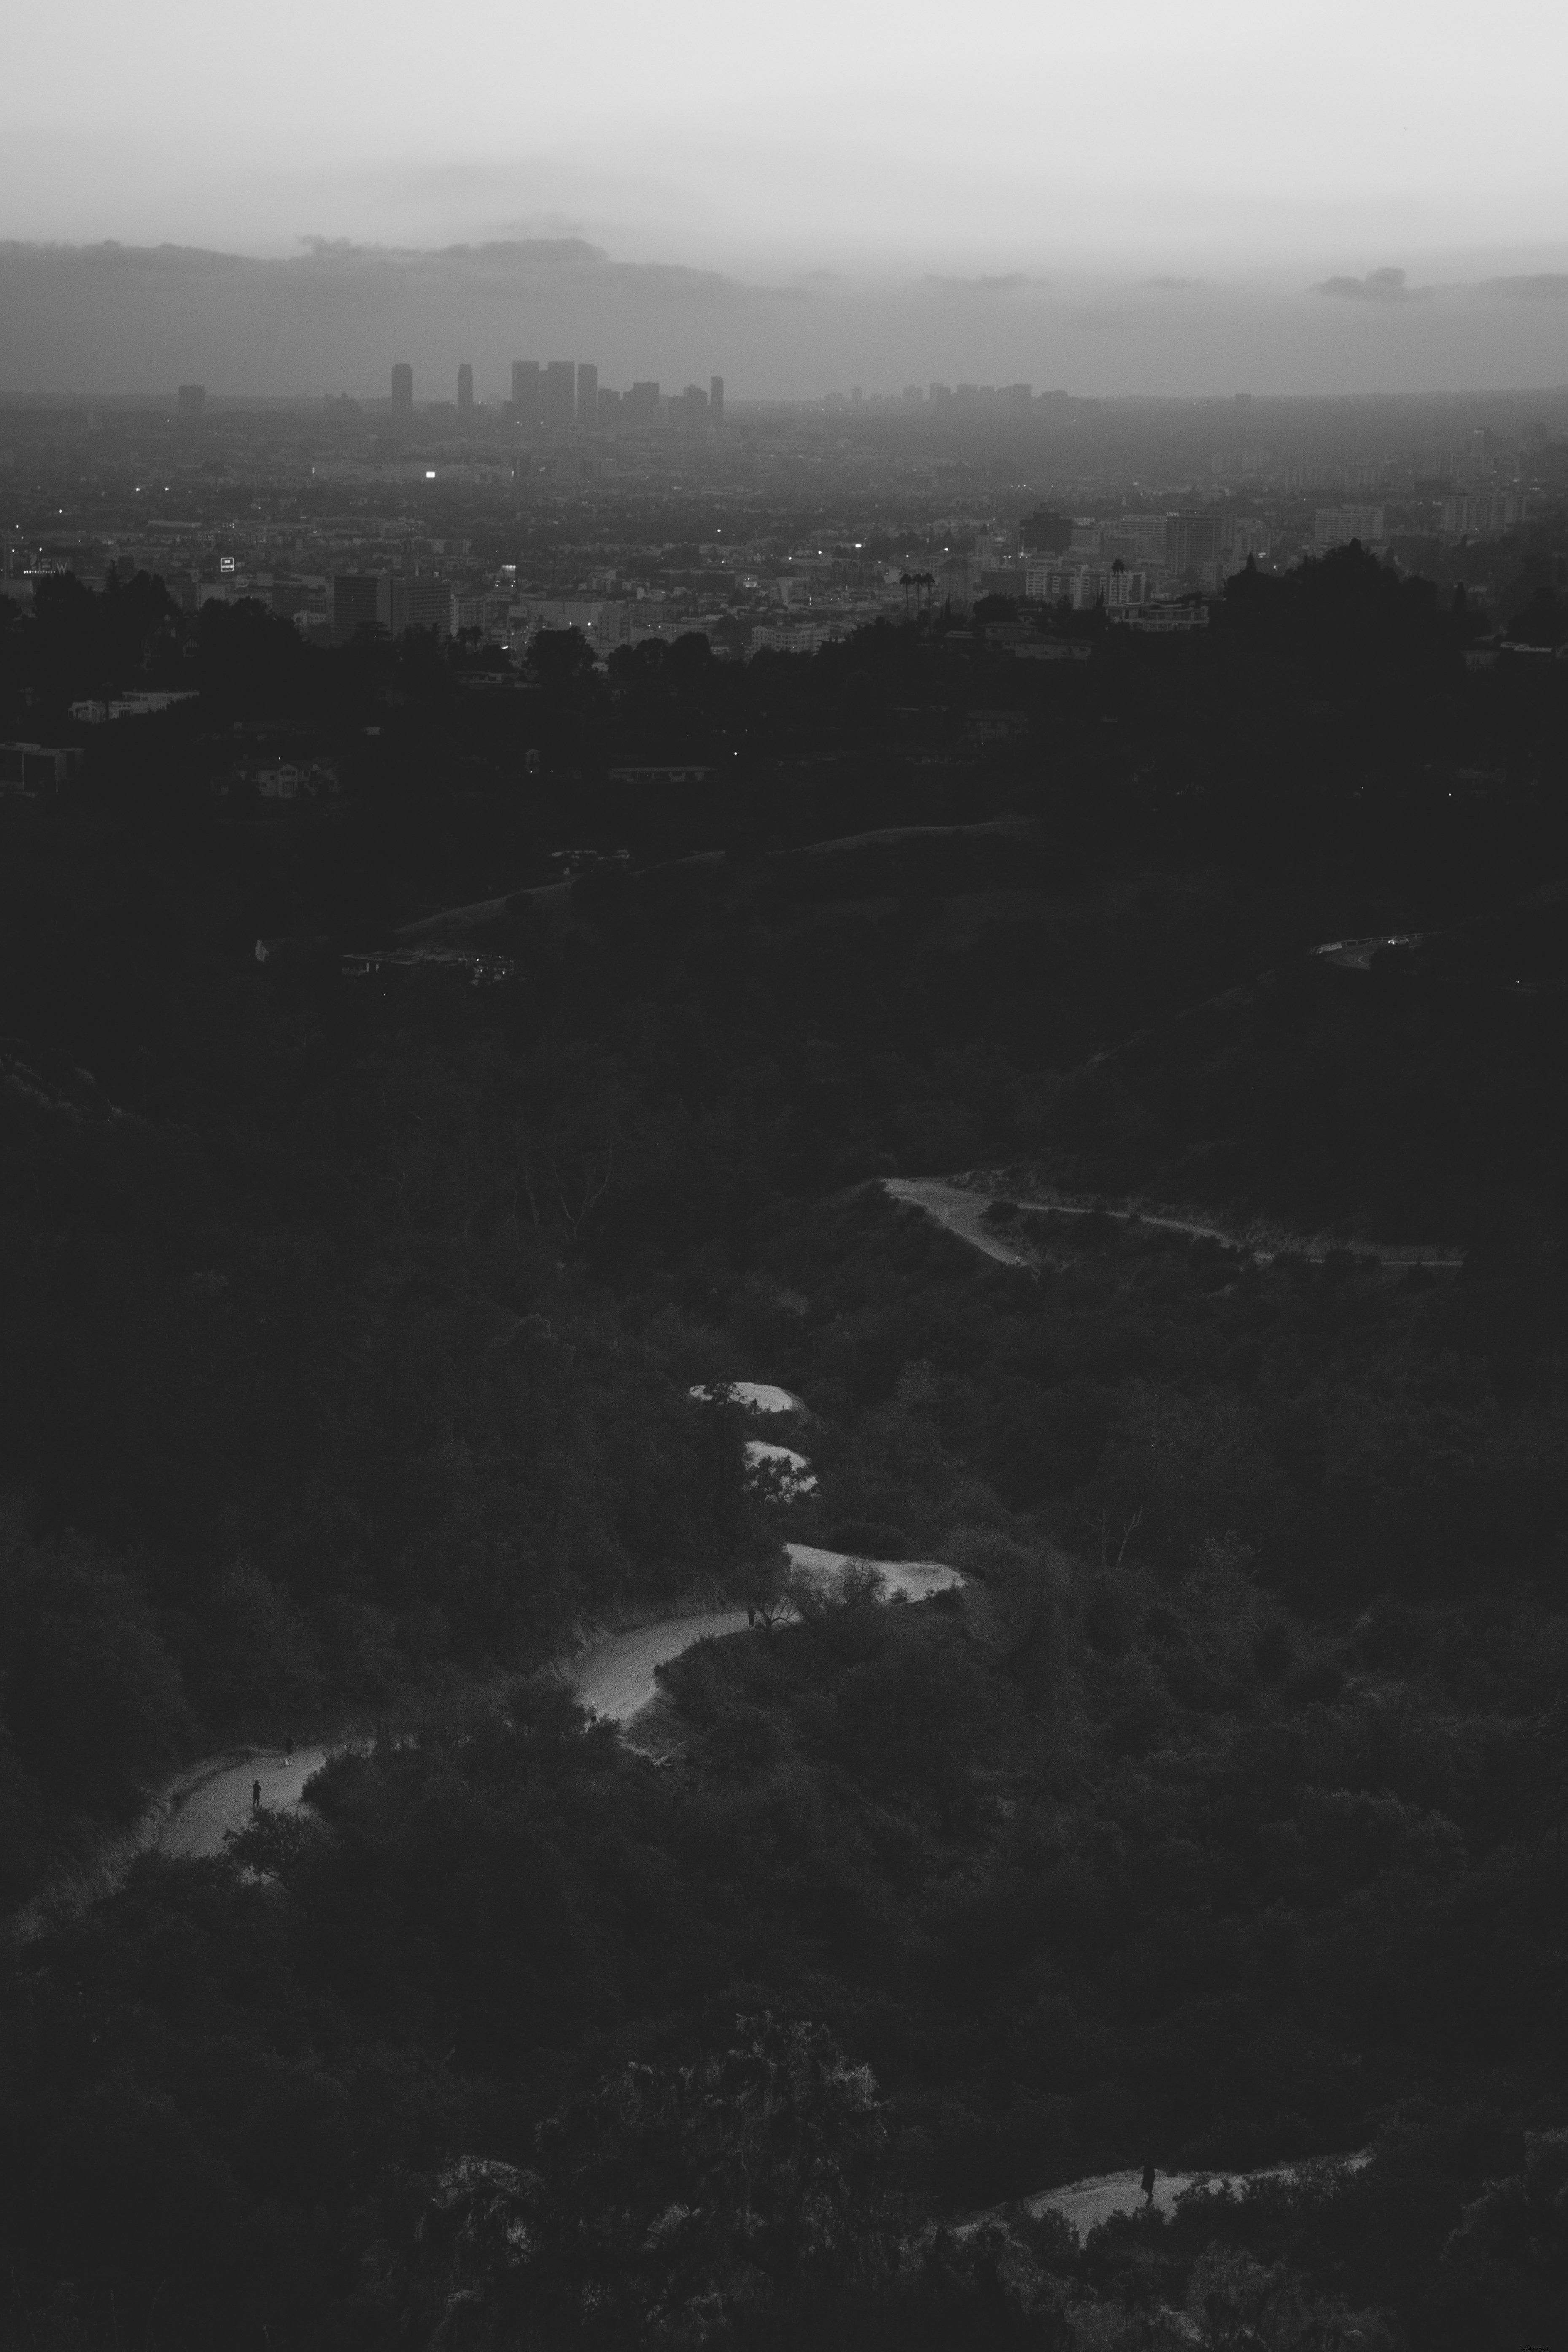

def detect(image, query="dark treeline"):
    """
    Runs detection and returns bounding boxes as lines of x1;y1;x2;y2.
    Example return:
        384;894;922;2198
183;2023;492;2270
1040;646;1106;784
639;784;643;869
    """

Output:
0;541;1566;2344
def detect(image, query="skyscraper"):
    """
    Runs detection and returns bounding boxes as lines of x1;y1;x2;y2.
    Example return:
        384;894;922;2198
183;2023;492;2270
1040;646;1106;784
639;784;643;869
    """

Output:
391;363;413;419
510;361;541;427
709;374;725;425
576;362;598;423
457;363;474;416
543;362;576;428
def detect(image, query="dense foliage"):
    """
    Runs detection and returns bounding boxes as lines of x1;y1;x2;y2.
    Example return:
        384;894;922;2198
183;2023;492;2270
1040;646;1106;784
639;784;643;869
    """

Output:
1;546;1566;2344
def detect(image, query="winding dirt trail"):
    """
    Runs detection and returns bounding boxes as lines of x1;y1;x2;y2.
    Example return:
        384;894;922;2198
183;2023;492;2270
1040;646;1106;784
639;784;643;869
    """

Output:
1008;2149;1372;2242
886;1175;1463;1272
568;1546;964;1735
146;1547;965;1856
156;1741;351;1860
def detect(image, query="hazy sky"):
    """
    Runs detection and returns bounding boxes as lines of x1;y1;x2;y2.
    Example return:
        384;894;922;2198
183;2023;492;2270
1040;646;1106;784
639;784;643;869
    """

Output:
4;0;1568;393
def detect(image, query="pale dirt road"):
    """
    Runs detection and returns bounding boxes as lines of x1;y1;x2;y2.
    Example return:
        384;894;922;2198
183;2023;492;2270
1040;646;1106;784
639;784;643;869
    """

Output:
151;1560;966;1857
157;1742;350;1859
784;1544;963;1602
567;1612;754;1726
132;1456;967;1860
688;1382;808;1414
569;1548;965;1732
887;1174;1276;1267
960;2149;1373;2242
887;1175;1463;1272
884;1177;1035;1265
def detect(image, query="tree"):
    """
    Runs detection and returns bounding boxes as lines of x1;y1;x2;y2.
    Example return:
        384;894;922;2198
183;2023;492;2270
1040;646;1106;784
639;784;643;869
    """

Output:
414;2018;901;2348
526;625;597;693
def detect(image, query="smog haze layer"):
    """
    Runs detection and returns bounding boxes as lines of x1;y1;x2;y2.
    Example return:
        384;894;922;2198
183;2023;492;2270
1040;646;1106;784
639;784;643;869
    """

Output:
4;0;1567;397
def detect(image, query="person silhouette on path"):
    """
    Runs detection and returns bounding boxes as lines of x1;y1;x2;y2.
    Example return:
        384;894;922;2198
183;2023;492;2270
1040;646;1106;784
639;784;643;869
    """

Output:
1141;2159;1157;2207
252;1778;262;1811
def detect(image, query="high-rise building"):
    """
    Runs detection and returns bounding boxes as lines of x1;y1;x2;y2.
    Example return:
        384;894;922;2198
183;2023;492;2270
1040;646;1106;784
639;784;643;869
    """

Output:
510;361;541;427
333;573;391;640
709;375;725;425
1164;511;1222;574
1107;513;1171;566
177;384;205;418
1020;507;1072;554
678;383;709;426
597;386;622;420
391;364;413;419
1313;506;1385;550
576;362;598;423
625;381;660;421
543;362;576;427
390;576;453;639
457;363;474;416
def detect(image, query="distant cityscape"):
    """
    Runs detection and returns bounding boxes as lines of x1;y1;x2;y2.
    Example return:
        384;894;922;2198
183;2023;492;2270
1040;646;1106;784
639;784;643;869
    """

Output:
3;376;1565;691
372;361;728;435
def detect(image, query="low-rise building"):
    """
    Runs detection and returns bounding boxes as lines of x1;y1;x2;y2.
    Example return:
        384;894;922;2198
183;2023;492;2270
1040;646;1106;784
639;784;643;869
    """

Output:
0;742;83;790
1107;602;1210;632
607;763;717;786
965;708;1030;744
749;622;836;655
70;691;200;722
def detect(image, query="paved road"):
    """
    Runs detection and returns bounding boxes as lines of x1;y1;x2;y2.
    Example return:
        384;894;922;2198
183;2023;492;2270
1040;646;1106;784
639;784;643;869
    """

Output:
158;1743;345;1859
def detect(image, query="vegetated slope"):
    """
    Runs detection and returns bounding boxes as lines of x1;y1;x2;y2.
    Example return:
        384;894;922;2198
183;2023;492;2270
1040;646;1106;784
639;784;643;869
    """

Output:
4;1187;1566;2347
1034;902;1568;1248
1;781;1563;1900
2;553;1567;2343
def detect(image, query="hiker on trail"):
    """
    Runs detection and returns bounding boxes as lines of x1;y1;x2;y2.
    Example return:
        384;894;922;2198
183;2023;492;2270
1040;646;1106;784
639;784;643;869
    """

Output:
1141;2159;1157;2206
747;1606;756;1627
251;1779;262;1811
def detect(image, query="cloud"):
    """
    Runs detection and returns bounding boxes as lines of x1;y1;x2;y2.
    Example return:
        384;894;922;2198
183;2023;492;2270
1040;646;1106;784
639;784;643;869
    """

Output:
921;272;1048;294
1312;266;1429;302
1478;272;1568;299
